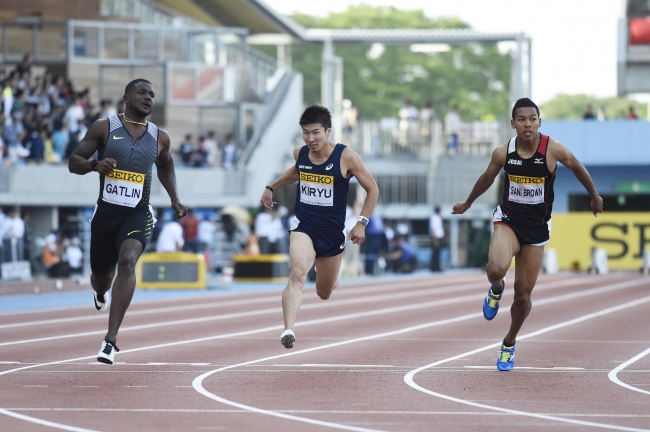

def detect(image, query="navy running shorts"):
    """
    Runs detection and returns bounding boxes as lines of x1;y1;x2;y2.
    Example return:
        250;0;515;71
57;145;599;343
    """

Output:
90;206;156;275
289;216;346;258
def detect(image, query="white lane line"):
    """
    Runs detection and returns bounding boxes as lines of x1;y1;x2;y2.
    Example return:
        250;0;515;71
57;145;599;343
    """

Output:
0;274;479;325
1;277;644;432
0;279;491;346
23;385;48;387
403;295;650;432
0;409;98;432
5;408;650;418
123;386;148;388
0;275;611;347
73;386;98;388
608;346;650;396
297;364;394;368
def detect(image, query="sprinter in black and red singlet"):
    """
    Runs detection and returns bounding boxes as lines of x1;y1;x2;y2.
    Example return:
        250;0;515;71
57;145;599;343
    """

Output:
452;98;603;371
260;105;379;349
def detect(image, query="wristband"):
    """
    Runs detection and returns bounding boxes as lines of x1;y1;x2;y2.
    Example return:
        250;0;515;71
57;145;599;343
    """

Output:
265;185;274;193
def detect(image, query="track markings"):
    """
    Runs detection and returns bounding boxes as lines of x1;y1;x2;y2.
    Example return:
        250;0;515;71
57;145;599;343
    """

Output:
463;366;585;370
608;346;650;396
404;295;650;432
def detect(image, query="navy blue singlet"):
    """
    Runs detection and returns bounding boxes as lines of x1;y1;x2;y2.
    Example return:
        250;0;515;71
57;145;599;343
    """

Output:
294;143;350;231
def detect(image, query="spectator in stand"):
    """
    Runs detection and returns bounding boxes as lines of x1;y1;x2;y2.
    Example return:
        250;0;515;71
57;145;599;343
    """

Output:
179;134;193;166
180;208;200;252
65;95;85;142
64;237;83;275
254;206;285;254
11;89;26;115
43;130;59;163
5;113;29;165
99;99;118;119
445;104;461;155
398;99;419;145
6;208;25;261
222;133;237;169
65;129;83;159
383;235;417;273
190;137;208;168
3;72;16;116
419;102;434;137
628;106;638;120
583;105;596;120
198;214;216;254
52;119;69;160
156;214;184;253
22;212;32;262
43;233;64;277
204;130;219;166
429;206;445;272
597;107;607;121
15;54;32;77
28;126;45;161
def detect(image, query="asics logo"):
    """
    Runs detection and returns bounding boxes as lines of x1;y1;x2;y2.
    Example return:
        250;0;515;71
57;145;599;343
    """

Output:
113;136;124;140
326;163;334;170
534;158;544;164
340;243;345;249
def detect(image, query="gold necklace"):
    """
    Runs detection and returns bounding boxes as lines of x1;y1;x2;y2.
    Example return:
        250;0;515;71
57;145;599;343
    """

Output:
122;114;147;126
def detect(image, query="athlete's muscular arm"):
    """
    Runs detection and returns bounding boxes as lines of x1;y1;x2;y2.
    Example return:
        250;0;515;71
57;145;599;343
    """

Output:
451;144;507;214
549;139;603;216
342;148;379;245
68;119;116;175
155;130;187;219
260;146;301;210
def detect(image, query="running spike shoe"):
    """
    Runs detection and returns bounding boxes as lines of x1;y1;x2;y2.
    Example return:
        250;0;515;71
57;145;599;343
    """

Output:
97;339;120;365
280;329;295;349
93;291;110;312
497;341;515;371
483;278;505;320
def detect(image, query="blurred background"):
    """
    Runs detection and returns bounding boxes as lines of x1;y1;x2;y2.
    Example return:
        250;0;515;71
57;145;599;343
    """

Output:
0;0;648;287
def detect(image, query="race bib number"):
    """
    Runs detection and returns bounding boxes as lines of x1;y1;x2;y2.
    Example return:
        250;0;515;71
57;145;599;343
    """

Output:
299;172;334;206
103;169;145;207
507;174;545;204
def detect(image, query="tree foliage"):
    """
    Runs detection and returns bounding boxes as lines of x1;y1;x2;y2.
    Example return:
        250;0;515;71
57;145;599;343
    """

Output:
287;6;511;120
541;94;647;120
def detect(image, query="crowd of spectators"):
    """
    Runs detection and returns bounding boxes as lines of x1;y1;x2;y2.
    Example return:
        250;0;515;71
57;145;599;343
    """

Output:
0;55;125;166
177;131;239;169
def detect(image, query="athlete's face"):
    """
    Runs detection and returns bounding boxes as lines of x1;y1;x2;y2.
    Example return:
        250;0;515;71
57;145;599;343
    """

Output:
511;107;541;141
302;123;331;151
125;83;155;117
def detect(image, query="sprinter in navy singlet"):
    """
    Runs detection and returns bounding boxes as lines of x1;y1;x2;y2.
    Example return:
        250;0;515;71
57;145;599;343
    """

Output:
260;105;379;349
69;79;187;364
452;98;602;371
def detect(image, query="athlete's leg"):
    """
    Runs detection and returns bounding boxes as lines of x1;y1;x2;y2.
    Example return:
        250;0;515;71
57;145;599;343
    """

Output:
105;239;143;343
503;244;544;345
486;224;520;293
314;253;343;300
282;232;316;330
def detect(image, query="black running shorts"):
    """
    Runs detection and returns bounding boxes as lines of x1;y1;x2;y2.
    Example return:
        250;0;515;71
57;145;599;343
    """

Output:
90;207;154;275
493;206;551;246
289;216;346;258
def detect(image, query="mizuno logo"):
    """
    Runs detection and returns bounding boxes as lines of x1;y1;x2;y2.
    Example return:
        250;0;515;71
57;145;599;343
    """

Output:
534;158;544;164
113;136;124;140
127;230;141;236
325;163;334;170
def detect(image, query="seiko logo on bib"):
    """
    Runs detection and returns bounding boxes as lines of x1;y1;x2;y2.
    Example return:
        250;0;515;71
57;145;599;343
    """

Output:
103;168;145;208
507;174;545;205
508;159;522;165
299;171;334;206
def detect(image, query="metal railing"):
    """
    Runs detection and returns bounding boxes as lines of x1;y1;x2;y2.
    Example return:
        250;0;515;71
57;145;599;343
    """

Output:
344;118;507;158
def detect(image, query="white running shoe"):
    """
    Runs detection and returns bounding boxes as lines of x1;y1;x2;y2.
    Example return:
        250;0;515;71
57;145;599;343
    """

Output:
97;340;120;364
280;329;295;349
93;291;110;312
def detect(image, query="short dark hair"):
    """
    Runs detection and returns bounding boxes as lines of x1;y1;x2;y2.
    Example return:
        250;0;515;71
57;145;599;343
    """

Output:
125;78;152;95
299;105;332;130
512;97;540;120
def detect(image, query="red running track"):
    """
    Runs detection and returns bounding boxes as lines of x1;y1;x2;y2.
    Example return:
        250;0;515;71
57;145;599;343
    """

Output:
1;271;649;431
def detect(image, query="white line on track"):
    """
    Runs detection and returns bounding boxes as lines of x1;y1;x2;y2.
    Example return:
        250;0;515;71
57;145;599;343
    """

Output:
5;408;650;418
0;275;617;347
403;296;650;432
1;276;646;432
608;346;650;396
191;286;650;432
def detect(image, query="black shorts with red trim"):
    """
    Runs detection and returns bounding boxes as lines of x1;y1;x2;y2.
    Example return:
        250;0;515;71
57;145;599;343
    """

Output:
493;206;551;246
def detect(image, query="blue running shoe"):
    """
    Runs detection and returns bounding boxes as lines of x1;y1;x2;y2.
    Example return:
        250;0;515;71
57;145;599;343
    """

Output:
483;278;505;320
497;341;515;371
